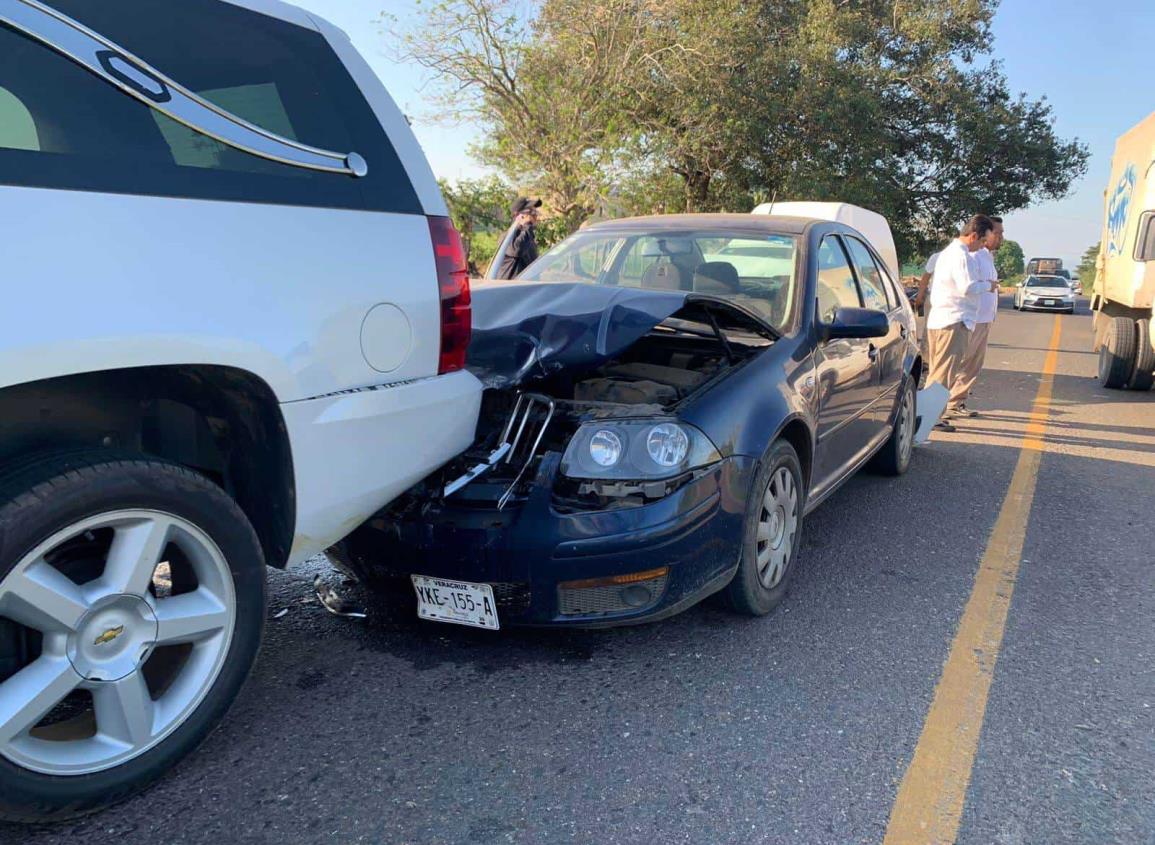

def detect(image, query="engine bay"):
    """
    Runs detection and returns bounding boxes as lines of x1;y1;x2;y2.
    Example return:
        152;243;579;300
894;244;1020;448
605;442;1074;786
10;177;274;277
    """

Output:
393;304;772;514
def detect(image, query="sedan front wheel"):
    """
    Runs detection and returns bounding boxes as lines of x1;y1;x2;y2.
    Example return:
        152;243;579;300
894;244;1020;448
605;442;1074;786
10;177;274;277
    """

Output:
724;439;804;617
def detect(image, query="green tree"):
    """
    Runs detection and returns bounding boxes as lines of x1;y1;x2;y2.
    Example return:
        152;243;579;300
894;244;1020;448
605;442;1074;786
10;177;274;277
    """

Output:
1077;242;1100;290
612;0;778;212
392;0;649;233
392;0;1089;254
995;240;1025;281
735;0;1089;258
437;176;514;268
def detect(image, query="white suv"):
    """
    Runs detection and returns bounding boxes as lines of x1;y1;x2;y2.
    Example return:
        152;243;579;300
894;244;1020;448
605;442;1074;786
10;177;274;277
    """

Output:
0;0;480;821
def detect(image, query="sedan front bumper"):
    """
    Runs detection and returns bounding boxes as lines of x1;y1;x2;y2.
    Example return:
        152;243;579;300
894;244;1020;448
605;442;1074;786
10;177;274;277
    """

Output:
346;453;756;627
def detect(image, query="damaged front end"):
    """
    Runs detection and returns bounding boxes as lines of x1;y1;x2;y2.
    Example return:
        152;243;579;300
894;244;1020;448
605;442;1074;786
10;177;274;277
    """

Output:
339;283;773;626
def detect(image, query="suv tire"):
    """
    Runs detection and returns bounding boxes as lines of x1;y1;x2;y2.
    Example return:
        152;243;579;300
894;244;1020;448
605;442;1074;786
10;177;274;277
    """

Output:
0;451;265;823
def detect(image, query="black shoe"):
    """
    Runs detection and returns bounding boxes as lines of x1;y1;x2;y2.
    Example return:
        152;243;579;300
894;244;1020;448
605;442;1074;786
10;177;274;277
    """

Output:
953;405;979;418
933;419;957;432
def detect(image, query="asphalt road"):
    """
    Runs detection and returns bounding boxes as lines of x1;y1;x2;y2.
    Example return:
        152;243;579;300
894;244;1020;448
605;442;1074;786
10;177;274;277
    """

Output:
5;297;1153;845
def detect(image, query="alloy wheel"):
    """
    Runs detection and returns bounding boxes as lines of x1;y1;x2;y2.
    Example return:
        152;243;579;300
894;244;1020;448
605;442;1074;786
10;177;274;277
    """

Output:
0;510;235;776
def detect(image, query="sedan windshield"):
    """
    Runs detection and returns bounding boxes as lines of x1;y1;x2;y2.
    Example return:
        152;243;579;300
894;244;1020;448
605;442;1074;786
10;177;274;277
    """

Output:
1026;276;1067;287
518;229;799;333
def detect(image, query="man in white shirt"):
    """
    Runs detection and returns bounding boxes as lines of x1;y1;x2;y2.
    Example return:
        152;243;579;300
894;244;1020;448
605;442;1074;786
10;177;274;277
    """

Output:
913;248;945;357
951;217;1004;416
913;249;944;314
926;214;999;431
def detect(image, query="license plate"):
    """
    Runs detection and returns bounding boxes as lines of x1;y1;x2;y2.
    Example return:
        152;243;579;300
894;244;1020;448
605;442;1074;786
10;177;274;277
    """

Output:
411;575;500;630
1044;299;1056;305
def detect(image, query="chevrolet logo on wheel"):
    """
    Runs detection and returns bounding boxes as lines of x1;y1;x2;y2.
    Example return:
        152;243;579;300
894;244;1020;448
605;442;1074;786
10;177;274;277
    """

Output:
93;626;126;647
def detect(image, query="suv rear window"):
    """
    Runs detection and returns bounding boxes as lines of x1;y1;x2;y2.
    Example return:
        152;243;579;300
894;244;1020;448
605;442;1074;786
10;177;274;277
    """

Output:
0;0;420;213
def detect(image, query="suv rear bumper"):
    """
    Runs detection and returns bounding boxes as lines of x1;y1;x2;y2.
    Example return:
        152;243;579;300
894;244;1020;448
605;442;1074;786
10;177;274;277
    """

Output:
282;370;482;565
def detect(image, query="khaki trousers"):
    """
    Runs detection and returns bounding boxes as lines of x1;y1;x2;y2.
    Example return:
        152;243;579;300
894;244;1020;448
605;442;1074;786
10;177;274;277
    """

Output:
951;321;992;406
927;322;969;412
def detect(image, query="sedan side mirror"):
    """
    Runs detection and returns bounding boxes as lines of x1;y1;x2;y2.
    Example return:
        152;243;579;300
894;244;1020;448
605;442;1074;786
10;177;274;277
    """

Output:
824;307;889;340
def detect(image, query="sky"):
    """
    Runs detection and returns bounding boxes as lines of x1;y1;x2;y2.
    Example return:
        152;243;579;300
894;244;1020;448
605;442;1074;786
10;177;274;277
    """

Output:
299;0;1154;270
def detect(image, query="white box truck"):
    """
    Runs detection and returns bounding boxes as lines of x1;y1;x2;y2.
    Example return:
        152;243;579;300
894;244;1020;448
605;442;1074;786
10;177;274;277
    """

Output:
752;201;901;282
1091;111;1155;390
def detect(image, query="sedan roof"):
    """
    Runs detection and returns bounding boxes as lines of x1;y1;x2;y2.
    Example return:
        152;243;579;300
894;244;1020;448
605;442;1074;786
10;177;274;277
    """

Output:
583;213;816;236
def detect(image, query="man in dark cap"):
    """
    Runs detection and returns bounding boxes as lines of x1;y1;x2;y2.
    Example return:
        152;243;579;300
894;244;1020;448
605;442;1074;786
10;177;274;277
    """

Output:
495;197;542;280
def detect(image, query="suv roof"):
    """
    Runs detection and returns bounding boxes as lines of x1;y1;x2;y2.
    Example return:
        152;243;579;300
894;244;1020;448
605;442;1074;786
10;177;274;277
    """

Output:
219;0;317;27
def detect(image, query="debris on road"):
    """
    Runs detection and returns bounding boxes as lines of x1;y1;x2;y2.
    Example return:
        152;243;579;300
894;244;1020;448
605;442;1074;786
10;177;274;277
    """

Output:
915;383;950;444
313;574;368;619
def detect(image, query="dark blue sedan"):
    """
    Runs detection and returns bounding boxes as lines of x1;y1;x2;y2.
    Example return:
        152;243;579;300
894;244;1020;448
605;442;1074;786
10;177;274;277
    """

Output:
335;214;923;628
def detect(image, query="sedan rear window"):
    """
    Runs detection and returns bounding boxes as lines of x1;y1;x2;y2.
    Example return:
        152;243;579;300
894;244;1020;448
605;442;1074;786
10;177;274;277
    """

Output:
520;230;799;334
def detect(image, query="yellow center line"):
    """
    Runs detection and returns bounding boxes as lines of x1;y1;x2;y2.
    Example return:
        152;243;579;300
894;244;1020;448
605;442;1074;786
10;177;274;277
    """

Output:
883;315;1063;845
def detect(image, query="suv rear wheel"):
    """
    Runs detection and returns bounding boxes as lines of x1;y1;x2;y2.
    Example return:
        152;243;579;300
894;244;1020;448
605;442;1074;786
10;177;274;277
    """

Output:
0;451;265;823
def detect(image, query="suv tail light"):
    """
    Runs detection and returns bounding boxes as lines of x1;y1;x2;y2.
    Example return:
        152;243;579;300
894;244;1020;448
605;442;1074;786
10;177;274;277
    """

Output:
428;216;472;374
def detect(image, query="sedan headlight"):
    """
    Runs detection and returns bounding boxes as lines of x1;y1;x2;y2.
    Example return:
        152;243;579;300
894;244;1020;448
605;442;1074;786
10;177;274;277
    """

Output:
589;429;624;467
561;419;721;480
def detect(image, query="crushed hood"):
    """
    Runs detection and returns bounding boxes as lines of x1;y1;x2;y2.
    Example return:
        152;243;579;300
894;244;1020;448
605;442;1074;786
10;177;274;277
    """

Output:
466;281;773;389
466;282;688;389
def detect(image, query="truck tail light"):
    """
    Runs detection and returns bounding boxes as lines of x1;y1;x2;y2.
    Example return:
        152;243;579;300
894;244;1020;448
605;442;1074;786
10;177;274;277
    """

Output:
428;216;472;374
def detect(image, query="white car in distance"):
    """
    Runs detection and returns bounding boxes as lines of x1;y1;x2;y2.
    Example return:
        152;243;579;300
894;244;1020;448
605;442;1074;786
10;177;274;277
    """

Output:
0;0;480;822
1014;274;1077;313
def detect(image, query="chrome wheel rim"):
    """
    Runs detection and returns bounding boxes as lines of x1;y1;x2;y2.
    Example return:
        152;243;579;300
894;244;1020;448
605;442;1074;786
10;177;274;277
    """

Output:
0;510;235;776
898;386;915;468
755;467;799;589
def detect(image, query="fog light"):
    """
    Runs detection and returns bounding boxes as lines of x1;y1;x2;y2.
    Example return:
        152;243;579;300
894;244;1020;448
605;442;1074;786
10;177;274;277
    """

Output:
620;585;652;607
589;430;623;467
557;567;671;617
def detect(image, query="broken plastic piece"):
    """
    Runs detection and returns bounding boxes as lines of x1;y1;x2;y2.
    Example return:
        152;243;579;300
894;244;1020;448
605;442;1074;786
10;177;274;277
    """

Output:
914;382;949;444
444;442;512;497
441;393;556;506
497;396;555;510
313;575;367;619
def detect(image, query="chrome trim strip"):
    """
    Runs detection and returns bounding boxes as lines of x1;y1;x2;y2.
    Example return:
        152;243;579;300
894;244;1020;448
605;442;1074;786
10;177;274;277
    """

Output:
0;0;367;177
